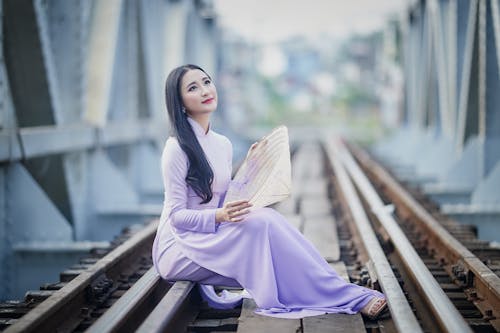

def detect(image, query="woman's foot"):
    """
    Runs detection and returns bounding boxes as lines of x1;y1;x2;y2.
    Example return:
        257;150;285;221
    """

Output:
361;297;388;320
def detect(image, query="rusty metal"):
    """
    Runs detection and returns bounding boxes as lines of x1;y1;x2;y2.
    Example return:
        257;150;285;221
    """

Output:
348;142;500;332
338;140;472;333
3;221;158;333
323;139;422;332
136;281;198;333
86;267;170;333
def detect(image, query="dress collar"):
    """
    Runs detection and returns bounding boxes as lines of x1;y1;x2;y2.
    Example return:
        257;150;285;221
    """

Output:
187;116;211;138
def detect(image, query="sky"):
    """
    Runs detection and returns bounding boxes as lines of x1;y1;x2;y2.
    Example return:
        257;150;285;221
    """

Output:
213;0;409;44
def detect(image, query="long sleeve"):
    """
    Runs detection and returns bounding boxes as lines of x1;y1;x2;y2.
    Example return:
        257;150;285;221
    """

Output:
162;138;218;233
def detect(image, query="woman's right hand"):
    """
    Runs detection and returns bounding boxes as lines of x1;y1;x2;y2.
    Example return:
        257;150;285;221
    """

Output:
246;139;268;160
216;199;253;223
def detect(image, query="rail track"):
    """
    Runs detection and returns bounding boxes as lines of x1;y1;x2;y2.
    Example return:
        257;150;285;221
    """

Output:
0;223;160;332
343;141;500;332
1;138;499;332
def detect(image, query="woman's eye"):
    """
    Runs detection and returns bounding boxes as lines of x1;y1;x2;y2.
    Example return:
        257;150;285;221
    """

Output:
204;79;211;85
188;86;197;92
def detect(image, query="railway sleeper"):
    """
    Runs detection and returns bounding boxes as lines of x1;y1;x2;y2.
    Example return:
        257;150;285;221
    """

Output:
347;142;500;332
188;317;239;332
0;222;157;332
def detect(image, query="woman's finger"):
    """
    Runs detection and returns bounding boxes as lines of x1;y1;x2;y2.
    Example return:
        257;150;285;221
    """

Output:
227;201;252;210
229;202;252;210
231;209;251;217
229;209;250;218
227;204;252;215
227;199;250;207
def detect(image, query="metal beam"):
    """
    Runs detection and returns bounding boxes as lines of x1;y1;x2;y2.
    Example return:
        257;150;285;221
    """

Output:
456;0;479;150
3;0;55;127
484;0;500;175
84;0;123;127
164;0;189;74
0;120;161;163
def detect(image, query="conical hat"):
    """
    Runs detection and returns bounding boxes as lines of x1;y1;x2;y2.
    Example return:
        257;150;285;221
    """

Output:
224;126;292;208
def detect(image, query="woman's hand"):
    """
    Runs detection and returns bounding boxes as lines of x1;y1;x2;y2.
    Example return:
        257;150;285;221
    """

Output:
216;199;253;223
246;141;259;159
246;139;267;160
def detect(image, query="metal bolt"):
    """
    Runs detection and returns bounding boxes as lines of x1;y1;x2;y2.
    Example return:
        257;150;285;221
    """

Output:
81;307;91;317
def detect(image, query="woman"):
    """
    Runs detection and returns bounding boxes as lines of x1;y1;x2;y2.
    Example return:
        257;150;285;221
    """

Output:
152;64;387;319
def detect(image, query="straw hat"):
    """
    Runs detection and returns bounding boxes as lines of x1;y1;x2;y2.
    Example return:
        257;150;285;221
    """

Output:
224;126;292;208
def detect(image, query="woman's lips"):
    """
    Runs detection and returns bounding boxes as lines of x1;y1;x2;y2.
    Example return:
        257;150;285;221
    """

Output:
202;98;215;104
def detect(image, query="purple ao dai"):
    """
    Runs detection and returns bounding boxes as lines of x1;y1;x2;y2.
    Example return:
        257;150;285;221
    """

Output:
152;116;384;319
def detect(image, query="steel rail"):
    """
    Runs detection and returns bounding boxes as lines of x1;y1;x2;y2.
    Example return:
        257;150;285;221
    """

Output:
86;267;169;333
136;281;197;333
348;142;500;331
336;140;472;333
324;138;423;332
4;221;159;333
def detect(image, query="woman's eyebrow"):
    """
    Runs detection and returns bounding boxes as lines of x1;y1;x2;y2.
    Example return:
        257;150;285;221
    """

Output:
185;76;209;89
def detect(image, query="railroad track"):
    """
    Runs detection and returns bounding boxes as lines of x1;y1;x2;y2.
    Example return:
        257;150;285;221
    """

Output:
1;223;160;332
342;141;500;332
1;138;499;332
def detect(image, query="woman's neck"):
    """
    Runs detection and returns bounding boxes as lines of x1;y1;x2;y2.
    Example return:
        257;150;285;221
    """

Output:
189;114;211;134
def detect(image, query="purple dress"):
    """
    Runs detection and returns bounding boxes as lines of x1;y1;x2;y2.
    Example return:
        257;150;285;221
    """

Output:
152;116;384;319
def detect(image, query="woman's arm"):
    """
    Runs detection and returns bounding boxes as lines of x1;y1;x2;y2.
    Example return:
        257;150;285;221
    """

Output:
162;139;218;233
163;138;251;232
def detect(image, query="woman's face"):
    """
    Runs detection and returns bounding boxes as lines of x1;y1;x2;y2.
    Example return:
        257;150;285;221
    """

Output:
180;69;218;117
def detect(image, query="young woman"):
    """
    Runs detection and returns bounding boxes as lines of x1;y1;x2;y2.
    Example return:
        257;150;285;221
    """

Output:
151;64;387;319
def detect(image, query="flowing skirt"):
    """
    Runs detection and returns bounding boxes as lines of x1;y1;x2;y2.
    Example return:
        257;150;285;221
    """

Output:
158;207;384;319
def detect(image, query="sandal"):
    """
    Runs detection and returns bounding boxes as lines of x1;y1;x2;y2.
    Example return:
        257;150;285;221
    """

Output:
361;297;388;320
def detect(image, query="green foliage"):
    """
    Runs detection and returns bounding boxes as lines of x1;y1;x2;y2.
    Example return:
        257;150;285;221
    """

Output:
335;83;378;110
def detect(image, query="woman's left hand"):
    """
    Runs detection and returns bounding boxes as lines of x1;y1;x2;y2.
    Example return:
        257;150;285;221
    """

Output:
216;199;253;223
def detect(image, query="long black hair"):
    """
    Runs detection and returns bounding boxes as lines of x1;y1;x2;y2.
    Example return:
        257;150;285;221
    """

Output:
165;64;214;204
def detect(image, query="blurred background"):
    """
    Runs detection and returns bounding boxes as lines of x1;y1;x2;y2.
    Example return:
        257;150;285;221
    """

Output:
2;0;499;302
214;0;404;144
